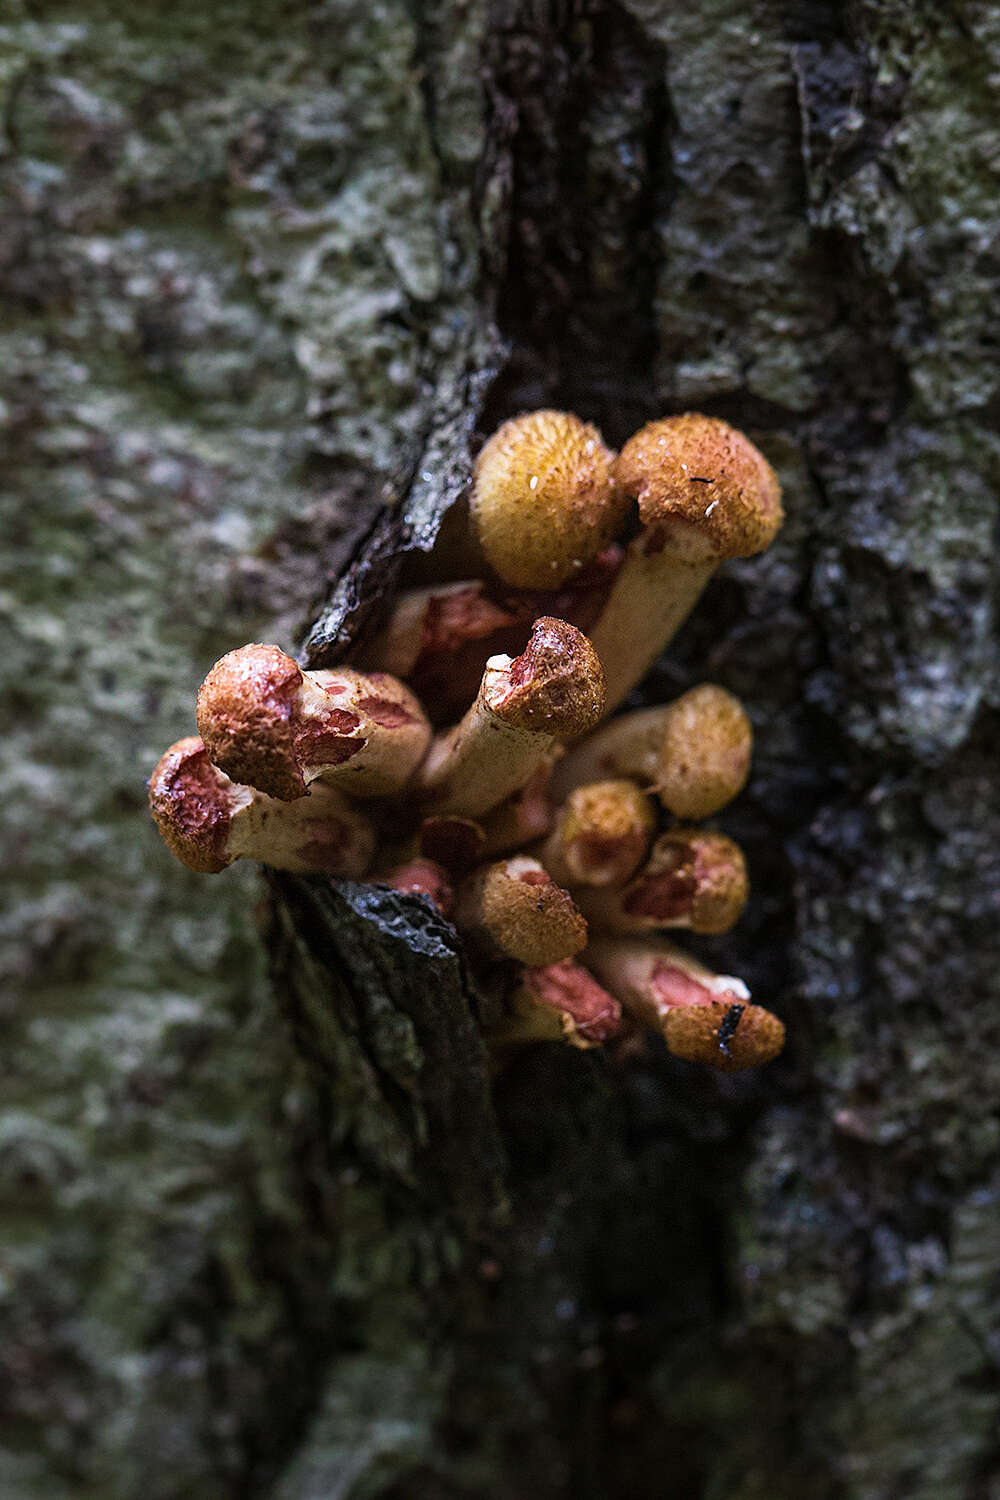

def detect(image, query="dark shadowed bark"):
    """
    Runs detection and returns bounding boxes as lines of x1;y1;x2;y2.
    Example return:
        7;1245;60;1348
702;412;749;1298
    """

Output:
3;2;999;1497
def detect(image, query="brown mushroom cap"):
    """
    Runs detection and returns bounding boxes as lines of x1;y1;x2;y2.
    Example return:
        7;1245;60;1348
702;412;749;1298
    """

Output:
472;411;626;589
472;857;588;966
485;617;606;737
655;683;752;820
196;644;316;801
616;414;783;563
622;828;749;935
662;1000;785;1071
547;779;656;887
149;736;245;872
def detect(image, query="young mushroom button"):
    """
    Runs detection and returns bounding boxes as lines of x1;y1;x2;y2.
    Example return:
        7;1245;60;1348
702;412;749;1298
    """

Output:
471;410;627;589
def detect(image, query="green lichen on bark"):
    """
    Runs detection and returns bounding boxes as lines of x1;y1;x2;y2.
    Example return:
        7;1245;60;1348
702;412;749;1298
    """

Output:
3;0;999;1497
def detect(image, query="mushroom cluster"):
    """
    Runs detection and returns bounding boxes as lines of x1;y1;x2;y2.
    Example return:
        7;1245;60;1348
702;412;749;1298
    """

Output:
149;411;786;1072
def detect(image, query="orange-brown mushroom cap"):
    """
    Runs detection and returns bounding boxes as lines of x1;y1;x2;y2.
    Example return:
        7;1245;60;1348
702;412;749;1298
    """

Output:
472;411;626;589
148;736;245;873
620;829;749;935
462;857;588;966
616;413;783;562
662;1000;785;1071
655;683;753;820
196;644;322;801
485;617;606;737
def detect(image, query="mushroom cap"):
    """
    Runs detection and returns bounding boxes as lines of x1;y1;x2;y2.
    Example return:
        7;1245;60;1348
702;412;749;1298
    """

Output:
486;617;606;737
520;960;622;1045
663;1000;785;1071
622;828;749;935
655;683;752;820
616;413;782;561
557;779;656;886
148;736;244;872
479;858;587;966
196;644;309;802
472;410;626;589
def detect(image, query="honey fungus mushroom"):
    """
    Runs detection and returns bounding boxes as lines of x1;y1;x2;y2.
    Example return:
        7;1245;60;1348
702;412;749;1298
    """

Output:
148;737;375;876
471;410;627;589
149;404;787;1075
588;414;783;713
196;645;430;802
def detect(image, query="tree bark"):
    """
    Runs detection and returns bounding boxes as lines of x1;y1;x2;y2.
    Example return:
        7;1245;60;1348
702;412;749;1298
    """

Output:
3;2;999;1498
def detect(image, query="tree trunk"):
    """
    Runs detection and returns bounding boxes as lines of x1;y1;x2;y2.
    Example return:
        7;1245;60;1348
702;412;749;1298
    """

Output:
3;2;999;1498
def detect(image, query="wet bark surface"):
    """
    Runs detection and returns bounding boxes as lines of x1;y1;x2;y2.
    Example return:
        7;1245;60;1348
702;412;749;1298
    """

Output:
3;2;999;1497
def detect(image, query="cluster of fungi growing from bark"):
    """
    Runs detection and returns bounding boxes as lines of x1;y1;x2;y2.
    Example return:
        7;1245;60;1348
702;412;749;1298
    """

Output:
149;411;786;1072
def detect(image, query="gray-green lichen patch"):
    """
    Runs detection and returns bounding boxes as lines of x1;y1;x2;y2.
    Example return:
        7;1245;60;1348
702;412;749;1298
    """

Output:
1;0;492;1493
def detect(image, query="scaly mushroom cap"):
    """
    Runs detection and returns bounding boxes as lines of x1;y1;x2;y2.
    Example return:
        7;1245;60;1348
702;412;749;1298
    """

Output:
196;643;356;802
485;617;606;737
616;414;782;563
149;735;377;876
549;779;656;887
472;411;626;589
621;829;749;935
149;736;247;873
475;856;588;966
656;683;752;820
663;1000;785;1071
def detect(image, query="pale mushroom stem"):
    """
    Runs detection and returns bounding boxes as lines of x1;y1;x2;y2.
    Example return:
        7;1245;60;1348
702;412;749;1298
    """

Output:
418;617;605;818
584;935;750;1031
478;759;557;858
587;551;716;716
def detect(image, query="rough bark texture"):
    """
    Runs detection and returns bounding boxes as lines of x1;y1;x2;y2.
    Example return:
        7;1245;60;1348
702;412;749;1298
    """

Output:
3;2;999;1498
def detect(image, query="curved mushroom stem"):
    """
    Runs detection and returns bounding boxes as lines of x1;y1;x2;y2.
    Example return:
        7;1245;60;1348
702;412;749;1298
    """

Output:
540;780;656;888
574;829;749;936
551;683;752;819
418;617;605;818
149;737;376;876
488;960;622;1050
452;856;587;966
588;414;782;714
196;645;431;801
588;550;718;716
